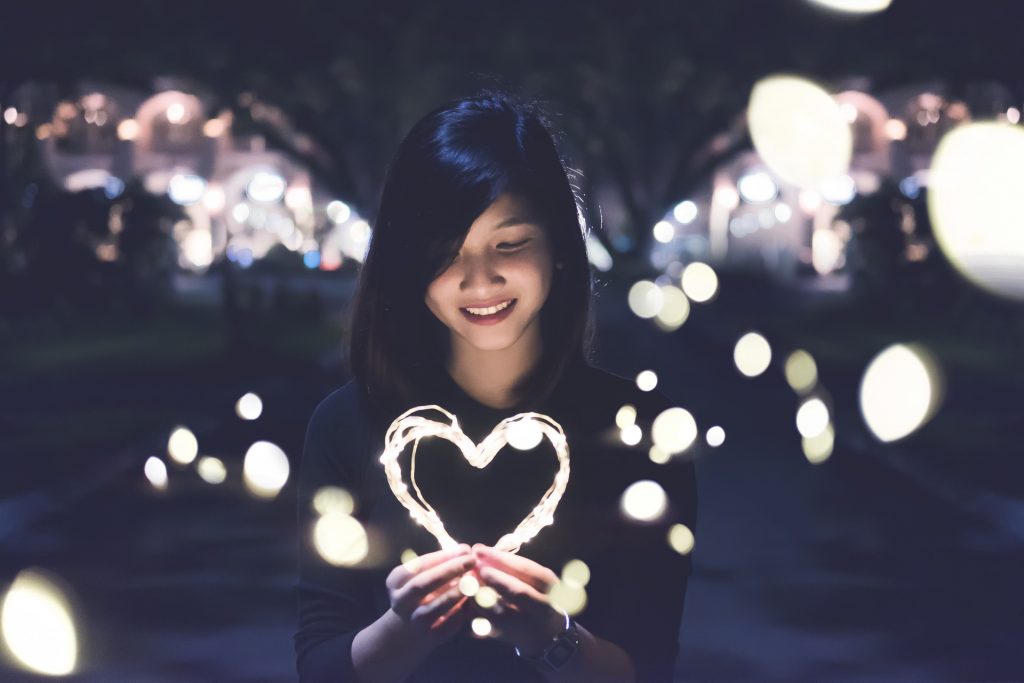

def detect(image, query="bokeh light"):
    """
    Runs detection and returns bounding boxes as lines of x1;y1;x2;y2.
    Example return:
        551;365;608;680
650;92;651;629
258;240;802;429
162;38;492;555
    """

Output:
860;344;943;442
615;404;637;430
562;559;591;588
649;446;671;464
706;426;725;447
313;486;355;516
144;456;168;490
654;285;690;331
748;75;853;189
471;618;493;637
680;262;718;303
235;392;263;420
636;370;658;392
167;426;198;465
796;398;830;438
653;220;675;243
628;280;664;318
196;456;227;485
621;480;668;522
506;418;544;451
458;573;480;597
785;350;818;393
651;407;698;455
313;512;369;566
548;580;587;617
474;586;499;609
1;569;78;676
673;200;698;224
734;332;772;377
928;122;1024;300
806;0;892;13
243;440;290;499
620;424;642;446
667;523;695;555
803;423;835;464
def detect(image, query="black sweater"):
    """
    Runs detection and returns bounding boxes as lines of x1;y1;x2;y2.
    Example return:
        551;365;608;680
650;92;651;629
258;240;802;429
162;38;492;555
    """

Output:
294;361;698;682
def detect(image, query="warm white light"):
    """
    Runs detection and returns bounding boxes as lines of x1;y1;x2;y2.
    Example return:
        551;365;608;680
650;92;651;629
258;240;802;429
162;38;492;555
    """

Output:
812;228;844;275
803;423;835;464
796;398;830;438
168;174;207;205
197;456;227;485
651;407;698;455
628;280;664;319
182;230;213;269
231;203;251;223
506;418;544;451
246;171;287;203
620;424;642;446
144;456;168;490
243;440;291;498
116;118;139;141
819;174;857;205
471;618;493;637
313;512;368;566
785;350;818;393
380;406;569;554
1007;108;1021;125
203;118;227;137
885;118;907;140
680;262;718;303
167;426;198;465
737;172;779;203
734;332;772;377
327;200;351;223
654;285;690;331
475;586;499;609
667;524;695;555
3;107;17;125
635;370;658;392
203;186;226;212
673;200;698;224
621;480;668;522
1;569;78;676
806;0;892;14
706;426;725;447
774;203;793;223
166;102;187;124
860;344;942;442
548;580;587;617
748;75;853;189
236;392;263;420
928;122;1024;300
458;573;480;597
653;221;675;243
561;559;591;588
313;486;355;516
615;404;637;430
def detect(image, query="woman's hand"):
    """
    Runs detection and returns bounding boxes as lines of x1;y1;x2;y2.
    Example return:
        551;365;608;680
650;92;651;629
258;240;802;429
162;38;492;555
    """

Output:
468;544;567;657
384;544;477;648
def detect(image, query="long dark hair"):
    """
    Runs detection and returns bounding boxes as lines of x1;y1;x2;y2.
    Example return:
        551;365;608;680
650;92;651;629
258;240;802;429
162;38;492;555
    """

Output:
345;90;596;425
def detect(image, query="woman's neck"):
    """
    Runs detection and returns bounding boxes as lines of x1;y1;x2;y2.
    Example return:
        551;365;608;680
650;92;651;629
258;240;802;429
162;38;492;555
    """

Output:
446;333;541;410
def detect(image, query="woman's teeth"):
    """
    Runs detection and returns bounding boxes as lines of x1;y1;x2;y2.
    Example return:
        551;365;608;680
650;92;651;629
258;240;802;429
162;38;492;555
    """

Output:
465;299;513;316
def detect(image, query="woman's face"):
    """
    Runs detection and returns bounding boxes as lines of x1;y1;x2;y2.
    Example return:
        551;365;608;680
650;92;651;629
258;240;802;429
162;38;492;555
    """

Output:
425;193;555;355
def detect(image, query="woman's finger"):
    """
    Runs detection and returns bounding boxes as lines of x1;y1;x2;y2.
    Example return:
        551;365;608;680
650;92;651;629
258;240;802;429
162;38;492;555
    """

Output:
394;553;476;607
473;545;558;593
478;564;549;614
386;545;470;591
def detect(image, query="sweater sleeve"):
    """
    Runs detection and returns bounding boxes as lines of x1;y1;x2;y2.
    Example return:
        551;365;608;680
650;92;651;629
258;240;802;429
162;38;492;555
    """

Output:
294;383;379;683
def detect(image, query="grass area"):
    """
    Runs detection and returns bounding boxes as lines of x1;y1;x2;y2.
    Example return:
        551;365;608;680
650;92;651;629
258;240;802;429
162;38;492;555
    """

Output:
0;304;345;384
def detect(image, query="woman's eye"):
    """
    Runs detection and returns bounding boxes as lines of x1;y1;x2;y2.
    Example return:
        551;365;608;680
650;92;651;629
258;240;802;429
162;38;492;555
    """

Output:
498;239;530;250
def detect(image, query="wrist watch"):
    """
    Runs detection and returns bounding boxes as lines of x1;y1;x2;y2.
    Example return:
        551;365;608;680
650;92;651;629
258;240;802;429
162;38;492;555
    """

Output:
514;610;581;671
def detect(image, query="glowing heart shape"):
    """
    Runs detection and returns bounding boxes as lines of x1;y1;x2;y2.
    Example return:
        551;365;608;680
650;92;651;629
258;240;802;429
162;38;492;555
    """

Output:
379;404;570;554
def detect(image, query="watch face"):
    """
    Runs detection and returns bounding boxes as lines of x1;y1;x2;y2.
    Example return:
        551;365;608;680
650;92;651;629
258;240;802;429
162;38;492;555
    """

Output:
547;640;575;666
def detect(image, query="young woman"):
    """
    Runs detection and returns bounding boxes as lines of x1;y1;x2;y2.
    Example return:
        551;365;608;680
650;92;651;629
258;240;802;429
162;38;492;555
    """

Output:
295;91;698;683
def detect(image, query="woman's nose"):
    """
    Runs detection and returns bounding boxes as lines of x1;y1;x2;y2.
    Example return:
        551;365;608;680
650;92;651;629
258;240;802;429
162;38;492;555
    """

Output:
458;253;504;289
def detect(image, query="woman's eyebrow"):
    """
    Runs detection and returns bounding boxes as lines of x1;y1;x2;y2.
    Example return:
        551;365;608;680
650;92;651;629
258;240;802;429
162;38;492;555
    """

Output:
492;216;536;230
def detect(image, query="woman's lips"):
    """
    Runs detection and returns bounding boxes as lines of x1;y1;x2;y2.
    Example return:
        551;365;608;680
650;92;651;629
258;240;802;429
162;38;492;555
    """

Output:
460;299;516;325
